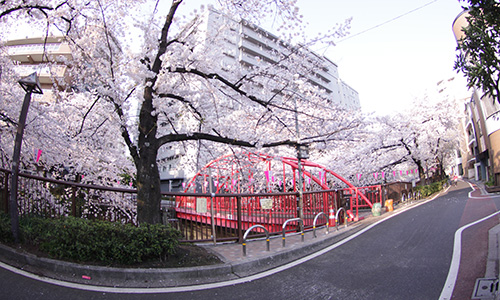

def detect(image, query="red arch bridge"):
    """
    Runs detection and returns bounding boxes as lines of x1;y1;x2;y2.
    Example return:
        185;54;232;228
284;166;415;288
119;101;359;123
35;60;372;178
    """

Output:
0;158;416;243
167;151;385;242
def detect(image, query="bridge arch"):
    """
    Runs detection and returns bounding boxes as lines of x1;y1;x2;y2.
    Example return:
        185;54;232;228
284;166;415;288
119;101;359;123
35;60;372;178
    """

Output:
183;151;372;208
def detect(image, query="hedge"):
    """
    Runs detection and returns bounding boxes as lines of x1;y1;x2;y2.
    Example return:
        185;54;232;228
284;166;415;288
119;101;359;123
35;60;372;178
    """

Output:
0;213;181;265
415;180;447;198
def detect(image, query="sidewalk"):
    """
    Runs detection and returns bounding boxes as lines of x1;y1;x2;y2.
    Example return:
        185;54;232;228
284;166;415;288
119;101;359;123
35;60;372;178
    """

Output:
469;180;500;300
200;209;375;278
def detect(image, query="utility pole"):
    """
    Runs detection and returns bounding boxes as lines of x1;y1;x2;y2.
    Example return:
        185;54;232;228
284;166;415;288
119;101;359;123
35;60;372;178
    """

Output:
293;96;305;231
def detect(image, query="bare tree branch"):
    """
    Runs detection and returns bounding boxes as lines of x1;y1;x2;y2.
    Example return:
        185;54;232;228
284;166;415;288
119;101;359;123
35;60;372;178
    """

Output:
157;92;203;120
157;131;298;149
97;0;116;80
75;95;101;137
0;111;17;126
0;4;53;19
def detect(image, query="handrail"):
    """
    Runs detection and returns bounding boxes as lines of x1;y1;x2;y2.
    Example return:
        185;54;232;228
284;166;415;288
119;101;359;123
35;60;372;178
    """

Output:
282;218;304;247
0;167;137;194
313;212;329;238
242;225;270;256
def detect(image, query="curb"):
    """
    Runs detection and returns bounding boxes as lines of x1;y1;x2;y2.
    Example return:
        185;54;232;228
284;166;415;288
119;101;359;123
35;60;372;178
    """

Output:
486;223;500;279
226;222;370;278
0;243;236;287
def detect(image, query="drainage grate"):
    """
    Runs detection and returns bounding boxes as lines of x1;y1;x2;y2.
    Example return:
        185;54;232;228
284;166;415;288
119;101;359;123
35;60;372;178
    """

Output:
472;278;498;299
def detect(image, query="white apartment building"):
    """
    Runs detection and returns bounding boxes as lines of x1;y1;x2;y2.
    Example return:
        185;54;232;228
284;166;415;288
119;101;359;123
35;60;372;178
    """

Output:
203;8;360;110
159;8;360;192
5;36;72;101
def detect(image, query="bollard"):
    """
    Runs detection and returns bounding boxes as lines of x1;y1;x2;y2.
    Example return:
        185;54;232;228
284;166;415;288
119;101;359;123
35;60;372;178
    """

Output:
313;212;329;238
282;218;303;247
335;207;345;231
242;225;270;257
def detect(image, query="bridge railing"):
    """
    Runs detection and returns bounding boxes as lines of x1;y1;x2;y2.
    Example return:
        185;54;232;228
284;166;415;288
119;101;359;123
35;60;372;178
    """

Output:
1;168;385;243
172;193;302;242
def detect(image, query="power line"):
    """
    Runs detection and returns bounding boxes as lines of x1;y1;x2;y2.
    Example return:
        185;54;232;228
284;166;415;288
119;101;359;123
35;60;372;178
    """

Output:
336;0;439;44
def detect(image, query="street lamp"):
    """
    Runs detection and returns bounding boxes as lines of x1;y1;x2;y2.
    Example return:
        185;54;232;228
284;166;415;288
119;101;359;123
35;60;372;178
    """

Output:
9;72;43;242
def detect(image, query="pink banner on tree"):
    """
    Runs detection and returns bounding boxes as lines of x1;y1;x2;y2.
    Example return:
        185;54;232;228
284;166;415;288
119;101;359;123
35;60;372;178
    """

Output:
34;149;42;162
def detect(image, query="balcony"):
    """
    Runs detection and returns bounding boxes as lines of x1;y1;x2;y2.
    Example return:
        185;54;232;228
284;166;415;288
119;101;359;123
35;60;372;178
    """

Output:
159;168;185;180
239;52;261;67
239;39;279;64
8;43;72;64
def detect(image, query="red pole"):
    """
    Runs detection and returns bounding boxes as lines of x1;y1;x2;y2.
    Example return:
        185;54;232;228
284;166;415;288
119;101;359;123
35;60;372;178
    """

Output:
282;160;286;192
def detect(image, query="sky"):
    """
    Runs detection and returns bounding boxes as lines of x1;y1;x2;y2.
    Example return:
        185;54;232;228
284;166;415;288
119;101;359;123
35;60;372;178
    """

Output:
178;0;470;115
292;0;470;115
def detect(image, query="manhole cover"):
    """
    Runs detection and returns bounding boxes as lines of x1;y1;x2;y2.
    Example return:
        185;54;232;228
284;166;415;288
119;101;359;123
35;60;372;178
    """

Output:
472;278;498;299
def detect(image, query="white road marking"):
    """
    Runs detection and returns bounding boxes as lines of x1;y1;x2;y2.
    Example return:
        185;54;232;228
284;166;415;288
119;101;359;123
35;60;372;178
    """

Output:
439;184;500;300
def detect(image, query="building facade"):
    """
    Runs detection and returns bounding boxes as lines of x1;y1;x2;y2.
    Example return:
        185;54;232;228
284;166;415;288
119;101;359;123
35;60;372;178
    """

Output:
5;36;72;94
453;11;500;185
158;8;361;192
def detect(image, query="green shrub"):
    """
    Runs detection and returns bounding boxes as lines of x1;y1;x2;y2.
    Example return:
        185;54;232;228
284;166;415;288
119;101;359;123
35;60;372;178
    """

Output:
0;212;13;242
19;216;181;265
415;180;447;197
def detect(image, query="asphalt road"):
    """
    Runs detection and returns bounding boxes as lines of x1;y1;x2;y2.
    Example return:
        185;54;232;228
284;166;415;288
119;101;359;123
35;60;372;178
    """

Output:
1;182;498;300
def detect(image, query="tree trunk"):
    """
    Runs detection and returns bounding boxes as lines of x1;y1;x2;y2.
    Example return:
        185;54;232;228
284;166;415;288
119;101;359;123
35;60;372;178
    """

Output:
416;161;425;184
136;85;162;225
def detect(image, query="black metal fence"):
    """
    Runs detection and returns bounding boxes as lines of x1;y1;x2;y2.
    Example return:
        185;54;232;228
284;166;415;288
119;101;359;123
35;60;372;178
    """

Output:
0;168;137;225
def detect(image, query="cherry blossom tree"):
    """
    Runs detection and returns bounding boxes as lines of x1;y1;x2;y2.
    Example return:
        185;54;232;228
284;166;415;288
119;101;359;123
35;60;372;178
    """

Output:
0;0;356;224
341;91;462;186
